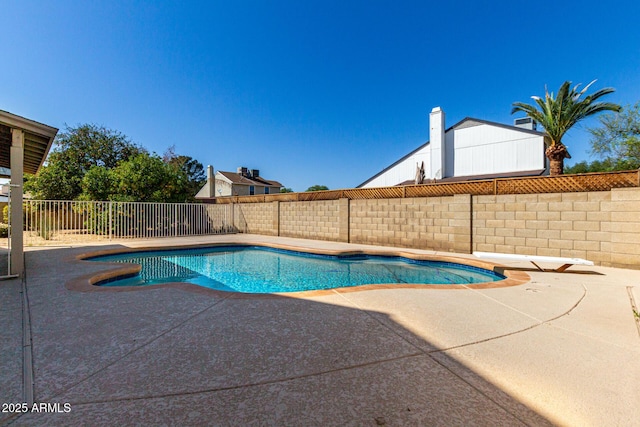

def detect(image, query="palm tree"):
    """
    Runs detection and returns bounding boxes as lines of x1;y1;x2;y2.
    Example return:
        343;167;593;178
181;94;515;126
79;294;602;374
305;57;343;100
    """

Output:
512;80;622;175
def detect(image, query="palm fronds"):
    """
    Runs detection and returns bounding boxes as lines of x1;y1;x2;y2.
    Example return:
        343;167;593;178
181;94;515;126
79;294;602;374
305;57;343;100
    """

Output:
512;80;621;148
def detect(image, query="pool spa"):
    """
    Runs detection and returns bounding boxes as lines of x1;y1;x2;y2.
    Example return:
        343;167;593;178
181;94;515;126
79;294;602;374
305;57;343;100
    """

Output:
85;245;507;293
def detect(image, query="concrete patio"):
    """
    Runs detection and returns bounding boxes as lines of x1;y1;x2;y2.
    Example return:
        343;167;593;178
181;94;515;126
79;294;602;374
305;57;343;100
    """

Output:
2;234;639;426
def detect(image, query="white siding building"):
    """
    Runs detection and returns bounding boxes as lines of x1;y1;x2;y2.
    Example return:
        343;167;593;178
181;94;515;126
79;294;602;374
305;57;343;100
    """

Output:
358;107;548;188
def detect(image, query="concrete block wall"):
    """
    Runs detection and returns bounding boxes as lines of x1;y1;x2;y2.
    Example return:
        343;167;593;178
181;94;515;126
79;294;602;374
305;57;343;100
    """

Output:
227;187;640;269
234;202;278;236
472;192;612;265
608;188;640;269
280;200;342;241
349;194;471;253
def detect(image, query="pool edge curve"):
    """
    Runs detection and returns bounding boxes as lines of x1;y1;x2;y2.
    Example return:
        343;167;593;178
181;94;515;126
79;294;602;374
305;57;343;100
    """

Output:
67;241;531;297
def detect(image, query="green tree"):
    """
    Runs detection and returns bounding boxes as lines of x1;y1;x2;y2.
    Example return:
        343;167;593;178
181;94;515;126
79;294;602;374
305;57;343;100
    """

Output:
80;166;116;201
512;80;622;175
80;153;195;202
114;154;175;202
280;187;294;193
24;156;80;200
163;145;206;197
306;185;329;192
564;159;615;174
588;102;640;170
26;124;144;199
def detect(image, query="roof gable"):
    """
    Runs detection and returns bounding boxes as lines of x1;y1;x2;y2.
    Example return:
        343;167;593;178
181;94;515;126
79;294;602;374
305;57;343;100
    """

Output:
357;141;429;187
357;116;546;187
450;117;545;136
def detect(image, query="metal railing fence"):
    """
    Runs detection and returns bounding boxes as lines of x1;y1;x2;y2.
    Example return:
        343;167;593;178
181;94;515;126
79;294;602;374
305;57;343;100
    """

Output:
23;200;235;245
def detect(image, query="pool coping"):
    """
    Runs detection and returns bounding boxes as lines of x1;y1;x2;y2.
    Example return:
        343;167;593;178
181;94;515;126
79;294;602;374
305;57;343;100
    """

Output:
67;241;531;297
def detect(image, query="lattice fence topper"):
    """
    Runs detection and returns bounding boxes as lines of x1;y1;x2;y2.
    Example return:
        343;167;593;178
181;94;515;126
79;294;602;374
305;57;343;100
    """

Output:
495;170;639;194
343;187;404;199
405;181;494;197
210;170;640;204
297;190;345;201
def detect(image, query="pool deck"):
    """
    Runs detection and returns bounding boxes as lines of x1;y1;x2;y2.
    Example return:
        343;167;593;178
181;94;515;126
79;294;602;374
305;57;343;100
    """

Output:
2;234;639;426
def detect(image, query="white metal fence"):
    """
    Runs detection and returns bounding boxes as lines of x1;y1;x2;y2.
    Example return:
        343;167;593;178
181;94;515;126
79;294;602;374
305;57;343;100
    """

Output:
23;200;235;245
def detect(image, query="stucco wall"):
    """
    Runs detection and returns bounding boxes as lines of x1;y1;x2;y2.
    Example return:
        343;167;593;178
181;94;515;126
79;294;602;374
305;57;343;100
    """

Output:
216;180;279;197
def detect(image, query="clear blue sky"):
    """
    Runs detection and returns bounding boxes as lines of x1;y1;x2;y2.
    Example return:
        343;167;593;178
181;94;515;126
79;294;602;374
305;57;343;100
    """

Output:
3;0;640;192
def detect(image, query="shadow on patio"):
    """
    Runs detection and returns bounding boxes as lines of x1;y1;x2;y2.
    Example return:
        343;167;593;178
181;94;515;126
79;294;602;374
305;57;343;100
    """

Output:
6;245;553;426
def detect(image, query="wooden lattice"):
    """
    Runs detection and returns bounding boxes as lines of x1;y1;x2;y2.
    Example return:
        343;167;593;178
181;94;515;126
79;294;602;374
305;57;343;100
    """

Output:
265;193;299;202
235;195;265;203
405;181;494;197
342;187;404;199
496;170;639;194
297;190;345;201
209;171;639;204
213;197;233;204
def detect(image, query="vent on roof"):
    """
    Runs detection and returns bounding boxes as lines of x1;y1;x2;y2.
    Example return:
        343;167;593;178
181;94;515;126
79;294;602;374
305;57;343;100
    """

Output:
237;167;250;177
514;117;537;131
251;169;259;178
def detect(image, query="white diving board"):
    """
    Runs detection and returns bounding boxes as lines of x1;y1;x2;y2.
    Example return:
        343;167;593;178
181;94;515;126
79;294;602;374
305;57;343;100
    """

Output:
473;252;594;273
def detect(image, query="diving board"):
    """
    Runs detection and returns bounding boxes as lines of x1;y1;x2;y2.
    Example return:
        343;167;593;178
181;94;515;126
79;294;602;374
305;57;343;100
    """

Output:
473;252;594;273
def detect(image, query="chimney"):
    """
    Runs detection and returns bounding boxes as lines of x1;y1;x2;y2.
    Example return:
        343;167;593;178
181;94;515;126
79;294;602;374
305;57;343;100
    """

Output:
514;117;537;131
251;169;259;178
207;165;216;198
429;107;445;179
237;166;249;177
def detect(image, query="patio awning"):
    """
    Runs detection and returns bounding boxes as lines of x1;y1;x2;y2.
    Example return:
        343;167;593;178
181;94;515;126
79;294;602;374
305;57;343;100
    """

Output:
0;110;58;178
0;110;58;277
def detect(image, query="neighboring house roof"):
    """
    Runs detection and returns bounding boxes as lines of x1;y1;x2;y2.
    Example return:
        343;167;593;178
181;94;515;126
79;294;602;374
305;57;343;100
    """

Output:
357;117;546;188
195;166;284;200
395;168;546;186
218;171;282;187
453;117;544;136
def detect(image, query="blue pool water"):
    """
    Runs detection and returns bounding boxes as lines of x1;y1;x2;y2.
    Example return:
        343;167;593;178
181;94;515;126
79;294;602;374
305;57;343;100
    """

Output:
89;246;504;293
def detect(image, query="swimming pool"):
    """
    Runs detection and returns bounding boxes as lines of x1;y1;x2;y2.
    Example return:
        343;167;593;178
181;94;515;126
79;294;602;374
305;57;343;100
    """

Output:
88;246;505;293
